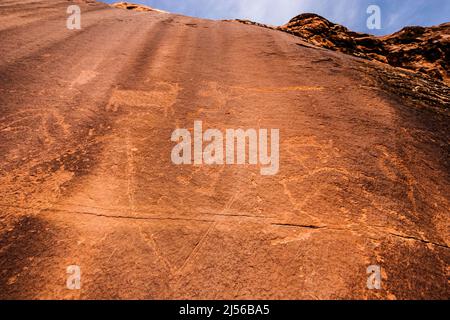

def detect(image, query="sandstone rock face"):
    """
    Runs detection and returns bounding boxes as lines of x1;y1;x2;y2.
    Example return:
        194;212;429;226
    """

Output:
0;0;449;300
278;14;449;85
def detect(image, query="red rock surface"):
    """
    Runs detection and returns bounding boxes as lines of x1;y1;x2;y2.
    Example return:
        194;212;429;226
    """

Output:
0;0;448;299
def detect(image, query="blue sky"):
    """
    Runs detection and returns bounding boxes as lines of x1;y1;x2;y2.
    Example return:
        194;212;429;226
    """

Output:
105;0;450;35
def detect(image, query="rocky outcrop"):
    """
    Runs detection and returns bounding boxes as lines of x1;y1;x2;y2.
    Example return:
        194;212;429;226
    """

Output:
111;2;168;13
278;14;450;85
236;13;449;85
